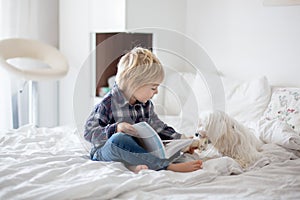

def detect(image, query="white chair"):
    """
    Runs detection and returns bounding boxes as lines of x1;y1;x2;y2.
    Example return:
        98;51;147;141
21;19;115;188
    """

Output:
0;38;69;128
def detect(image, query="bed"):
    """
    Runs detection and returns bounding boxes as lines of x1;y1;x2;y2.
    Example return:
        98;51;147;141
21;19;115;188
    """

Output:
1;73;300;200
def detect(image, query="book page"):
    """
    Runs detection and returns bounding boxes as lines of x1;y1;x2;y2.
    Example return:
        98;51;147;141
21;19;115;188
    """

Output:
133;122;166;159
164;139;193;159
133;122;193;159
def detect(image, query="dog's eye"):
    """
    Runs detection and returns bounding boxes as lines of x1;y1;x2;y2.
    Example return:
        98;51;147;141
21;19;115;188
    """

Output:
232;125;235;129
195;133;199;137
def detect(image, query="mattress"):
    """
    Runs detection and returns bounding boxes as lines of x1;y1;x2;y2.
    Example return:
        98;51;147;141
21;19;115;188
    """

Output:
1;124;300;200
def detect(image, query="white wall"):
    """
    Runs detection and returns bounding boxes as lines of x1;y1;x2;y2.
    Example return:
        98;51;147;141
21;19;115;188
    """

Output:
126;0;187;69
185;0;300;87
89;0;126;31
59;0;187;127
59;0;90;127
59;0;300;127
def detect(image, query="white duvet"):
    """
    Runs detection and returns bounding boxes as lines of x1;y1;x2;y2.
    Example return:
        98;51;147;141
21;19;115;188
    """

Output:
1;123;300;200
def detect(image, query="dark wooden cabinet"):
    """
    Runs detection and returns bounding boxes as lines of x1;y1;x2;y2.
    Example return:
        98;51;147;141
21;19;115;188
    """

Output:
95;32;152;96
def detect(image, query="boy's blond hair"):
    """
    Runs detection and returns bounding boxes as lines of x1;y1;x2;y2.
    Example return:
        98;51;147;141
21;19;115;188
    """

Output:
116;47;164;98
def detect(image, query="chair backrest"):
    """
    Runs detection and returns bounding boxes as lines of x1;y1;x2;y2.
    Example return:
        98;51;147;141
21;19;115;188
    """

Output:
0;38;69;81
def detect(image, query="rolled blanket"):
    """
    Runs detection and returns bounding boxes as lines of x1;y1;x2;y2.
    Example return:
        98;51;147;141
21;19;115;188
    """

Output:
257;118;300;151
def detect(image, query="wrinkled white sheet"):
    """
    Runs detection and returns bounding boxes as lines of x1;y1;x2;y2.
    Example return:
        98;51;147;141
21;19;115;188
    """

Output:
1;125;300;200
256;118;300;150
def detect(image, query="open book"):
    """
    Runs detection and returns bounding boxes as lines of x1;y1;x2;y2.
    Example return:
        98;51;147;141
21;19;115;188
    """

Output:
133;122;193;159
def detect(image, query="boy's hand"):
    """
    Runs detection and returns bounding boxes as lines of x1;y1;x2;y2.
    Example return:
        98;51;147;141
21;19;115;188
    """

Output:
117;122;138;137
180;134;191;139
181;134;197;154
186;146;198;154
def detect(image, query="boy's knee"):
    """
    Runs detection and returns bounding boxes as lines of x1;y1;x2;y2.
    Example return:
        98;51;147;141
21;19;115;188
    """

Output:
109;132;130;145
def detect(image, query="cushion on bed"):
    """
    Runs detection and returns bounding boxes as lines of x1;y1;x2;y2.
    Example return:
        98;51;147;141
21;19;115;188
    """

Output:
222;76;271;124
159;70;195;115
263;88;300;133
181;72;212;112
159;72;272;124
157;71;212;116
182;73;272;124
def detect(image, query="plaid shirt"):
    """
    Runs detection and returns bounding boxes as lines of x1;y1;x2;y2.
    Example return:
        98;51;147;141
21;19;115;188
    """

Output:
84;84;181;147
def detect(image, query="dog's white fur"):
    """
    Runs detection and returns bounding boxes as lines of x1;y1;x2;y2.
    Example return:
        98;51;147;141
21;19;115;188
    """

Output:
197;110;262;168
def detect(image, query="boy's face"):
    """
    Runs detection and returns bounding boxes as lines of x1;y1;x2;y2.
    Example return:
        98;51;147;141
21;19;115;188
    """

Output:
132;83;160;104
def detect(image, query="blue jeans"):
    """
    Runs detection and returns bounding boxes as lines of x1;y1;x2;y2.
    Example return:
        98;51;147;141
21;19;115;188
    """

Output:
91;133;171;170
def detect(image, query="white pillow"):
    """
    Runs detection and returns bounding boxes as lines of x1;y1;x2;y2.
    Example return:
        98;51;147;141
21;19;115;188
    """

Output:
179;72;213;132
222;76;271;124
158;71;272;126
263;88;300;133
182;74;271;124
162;71;190;115
181;72;213;112
156;70;197;115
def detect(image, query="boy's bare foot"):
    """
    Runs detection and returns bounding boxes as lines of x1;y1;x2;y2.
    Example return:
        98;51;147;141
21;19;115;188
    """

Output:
167;160;202;172
128;165;148;173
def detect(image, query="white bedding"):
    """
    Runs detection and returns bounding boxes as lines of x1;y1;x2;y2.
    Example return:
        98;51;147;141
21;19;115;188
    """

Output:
1;124;300;200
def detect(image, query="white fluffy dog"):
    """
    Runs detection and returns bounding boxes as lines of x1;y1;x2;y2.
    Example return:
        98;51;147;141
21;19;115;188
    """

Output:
197;110;262;168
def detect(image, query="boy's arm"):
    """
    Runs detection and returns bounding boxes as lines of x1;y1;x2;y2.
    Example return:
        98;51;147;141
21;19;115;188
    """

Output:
83;102;117;146
147;101;182;140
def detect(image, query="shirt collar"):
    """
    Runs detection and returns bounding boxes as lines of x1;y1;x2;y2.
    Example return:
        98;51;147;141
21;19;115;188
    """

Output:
111;84;146;107
111;84;128;107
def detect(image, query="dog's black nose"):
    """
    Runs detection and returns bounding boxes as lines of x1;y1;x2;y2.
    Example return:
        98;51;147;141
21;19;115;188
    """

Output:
195;133;199;137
